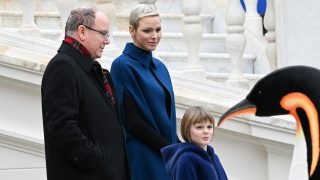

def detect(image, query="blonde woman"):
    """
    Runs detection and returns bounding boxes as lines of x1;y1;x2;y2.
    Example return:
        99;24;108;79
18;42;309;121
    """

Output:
161;106;228;180
110;4;178;180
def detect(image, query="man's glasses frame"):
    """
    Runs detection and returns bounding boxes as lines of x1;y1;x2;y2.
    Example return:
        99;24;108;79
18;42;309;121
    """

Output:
81;24;110;38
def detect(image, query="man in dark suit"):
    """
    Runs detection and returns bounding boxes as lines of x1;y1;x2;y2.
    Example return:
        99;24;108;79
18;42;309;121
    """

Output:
41;7;129;180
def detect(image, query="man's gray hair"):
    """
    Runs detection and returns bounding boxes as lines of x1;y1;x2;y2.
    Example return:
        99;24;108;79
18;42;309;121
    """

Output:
129;4;159;29
65;7;97;37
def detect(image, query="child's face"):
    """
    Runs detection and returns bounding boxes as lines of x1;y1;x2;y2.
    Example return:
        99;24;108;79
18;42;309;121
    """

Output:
190;121;214;151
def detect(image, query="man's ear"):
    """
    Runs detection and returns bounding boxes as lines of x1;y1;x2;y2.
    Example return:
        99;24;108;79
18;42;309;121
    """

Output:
78;25;86;41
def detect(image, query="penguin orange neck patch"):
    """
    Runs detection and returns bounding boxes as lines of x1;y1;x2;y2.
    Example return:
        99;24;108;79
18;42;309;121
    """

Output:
280;92;319;176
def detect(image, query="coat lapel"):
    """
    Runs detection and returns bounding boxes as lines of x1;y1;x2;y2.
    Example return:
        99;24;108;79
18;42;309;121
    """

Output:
58;42;115;108
151;65;174;104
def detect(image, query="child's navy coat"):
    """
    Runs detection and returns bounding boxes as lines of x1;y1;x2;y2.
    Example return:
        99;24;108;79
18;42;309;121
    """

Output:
161;143;228;180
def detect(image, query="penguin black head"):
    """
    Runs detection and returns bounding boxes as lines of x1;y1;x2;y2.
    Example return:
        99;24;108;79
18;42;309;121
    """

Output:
218;66;320;179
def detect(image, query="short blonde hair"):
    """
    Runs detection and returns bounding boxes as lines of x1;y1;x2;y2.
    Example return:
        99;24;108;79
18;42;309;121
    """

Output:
129;4;159;28
180;106;215;142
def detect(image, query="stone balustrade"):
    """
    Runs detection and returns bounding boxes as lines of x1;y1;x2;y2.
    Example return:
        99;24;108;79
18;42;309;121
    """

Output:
224;0;248;88
0;1;302;180
55;0;77;40
0;0;273;85
17;0;40;36
264;0;277;71
244;0;263;37
181;0;206;78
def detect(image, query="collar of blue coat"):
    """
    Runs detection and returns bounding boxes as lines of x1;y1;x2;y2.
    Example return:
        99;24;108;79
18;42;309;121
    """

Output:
122;43;155;68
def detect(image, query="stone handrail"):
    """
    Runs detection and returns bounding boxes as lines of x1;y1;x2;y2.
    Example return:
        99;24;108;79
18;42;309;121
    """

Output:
0;0;271;80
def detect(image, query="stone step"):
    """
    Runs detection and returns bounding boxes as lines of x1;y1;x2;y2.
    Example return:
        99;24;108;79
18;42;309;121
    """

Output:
156;52;256;73
113;32;227;54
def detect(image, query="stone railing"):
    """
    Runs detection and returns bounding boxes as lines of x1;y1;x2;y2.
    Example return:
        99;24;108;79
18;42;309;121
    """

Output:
0;0;273;85
264;0;276;71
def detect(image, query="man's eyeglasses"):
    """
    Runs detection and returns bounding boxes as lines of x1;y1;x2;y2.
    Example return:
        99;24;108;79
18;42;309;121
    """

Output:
82;24;110;38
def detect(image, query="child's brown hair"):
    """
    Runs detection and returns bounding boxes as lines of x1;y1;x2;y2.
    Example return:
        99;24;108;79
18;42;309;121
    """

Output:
180;106;215;142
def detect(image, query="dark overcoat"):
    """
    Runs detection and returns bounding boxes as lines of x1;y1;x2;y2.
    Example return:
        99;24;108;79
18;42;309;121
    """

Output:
41;42;129;180
110;43;177;180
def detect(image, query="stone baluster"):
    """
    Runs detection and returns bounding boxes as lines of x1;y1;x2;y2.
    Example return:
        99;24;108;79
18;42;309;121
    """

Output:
181;0;205;78
264;0;277;71
138;0;157;7
96;0;120;67
96;0;116;43
56;0;77;40
225;0;248;88
18;0;40;37
137;0;157;14
0;13;2;27
244;0;263;37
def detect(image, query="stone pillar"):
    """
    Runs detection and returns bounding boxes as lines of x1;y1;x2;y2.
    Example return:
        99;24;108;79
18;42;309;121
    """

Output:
96;0;116;43
18;0;40;37
96;0;120;68
264;0;277;71
262;141;293;180
287;134;309;180
225;0;248;88
137;0;157;6
181;0;205;79
137;0;157;10
244;0;263;37
56;0;77;40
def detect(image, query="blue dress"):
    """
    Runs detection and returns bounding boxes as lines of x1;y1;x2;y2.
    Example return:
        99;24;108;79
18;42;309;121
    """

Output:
161;143;228;180
110;43;177;180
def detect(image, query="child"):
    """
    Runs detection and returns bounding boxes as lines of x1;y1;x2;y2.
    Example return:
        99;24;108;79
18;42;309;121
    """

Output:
161;106;228;180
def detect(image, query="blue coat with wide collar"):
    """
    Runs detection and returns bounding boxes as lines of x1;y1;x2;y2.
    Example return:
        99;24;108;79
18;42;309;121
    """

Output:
110;43;177;180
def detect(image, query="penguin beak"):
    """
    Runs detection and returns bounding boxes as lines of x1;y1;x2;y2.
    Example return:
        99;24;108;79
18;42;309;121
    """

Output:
218;99;257;127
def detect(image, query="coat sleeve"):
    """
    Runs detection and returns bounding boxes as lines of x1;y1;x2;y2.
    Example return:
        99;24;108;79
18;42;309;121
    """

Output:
42;59;104;170
124;91;170;152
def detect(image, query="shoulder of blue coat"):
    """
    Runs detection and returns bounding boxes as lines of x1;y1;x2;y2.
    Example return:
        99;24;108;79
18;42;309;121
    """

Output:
152;57;166;67
110;54;135;87
152;57;171;75
113;53;146;69
112;54;130;66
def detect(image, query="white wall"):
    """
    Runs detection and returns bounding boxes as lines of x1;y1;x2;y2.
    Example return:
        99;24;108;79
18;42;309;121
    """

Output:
214;130;268;180
277;0;320;68
0;75;46;180
0;77;43;139
0;146;46;180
